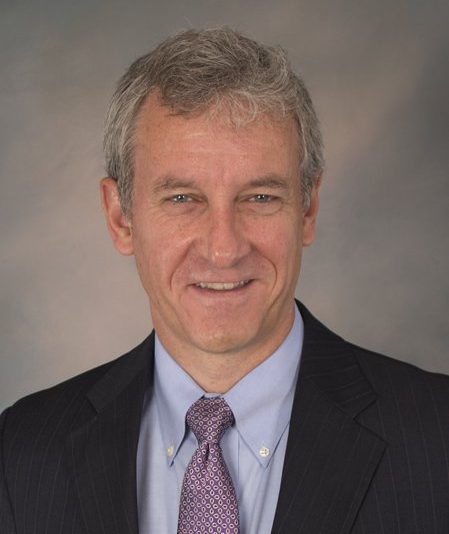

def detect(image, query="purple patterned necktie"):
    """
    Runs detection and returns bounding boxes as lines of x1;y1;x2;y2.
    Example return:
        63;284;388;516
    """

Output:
177;397;240;534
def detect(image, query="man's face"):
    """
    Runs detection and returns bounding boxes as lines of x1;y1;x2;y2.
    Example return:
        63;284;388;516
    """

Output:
102;93;319;363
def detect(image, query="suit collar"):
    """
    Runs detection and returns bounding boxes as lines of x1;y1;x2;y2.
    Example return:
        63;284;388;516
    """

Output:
86;333;154;413
297;301;378;418
66;333;155;534
271;302;386;534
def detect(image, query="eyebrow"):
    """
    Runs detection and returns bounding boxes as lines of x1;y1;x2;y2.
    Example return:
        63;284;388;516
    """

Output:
245;176;289;189
152;176;196;193
151;174;290;193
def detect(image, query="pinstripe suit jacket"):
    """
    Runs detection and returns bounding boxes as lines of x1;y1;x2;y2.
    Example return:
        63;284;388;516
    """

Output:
1;302;449;533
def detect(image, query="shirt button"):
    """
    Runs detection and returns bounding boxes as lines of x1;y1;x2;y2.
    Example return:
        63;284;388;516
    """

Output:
166;445;174;457
259;446;270;458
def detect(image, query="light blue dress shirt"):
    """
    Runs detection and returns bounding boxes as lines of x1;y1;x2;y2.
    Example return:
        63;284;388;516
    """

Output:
137;305;303;534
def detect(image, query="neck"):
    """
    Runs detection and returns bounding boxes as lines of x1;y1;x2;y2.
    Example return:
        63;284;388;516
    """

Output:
155;323;294;393
175;351;271;393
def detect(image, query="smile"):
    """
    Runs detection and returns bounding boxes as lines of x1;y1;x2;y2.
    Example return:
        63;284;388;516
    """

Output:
195;280;249;291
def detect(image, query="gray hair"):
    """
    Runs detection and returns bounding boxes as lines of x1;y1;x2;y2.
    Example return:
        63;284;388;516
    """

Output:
104;27;324;218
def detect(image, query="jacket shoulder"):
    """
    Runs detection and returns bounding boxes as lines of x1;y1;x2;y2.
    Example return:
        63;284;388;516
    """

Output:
0;334;154;452
351;343;449;439
353;343;449;390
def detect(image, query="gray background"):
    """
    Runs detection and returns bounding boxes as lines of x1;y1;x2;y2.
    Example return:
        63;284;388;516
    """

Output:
1;0;448;412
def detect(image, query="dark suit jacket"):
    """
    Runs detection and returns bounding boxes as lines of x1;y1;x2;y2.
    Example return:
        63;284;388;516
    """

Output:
1;302;449;533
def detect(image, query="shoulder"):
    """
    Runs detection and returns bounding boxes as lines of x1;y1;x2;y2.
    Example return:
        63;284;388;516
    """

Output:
345;344;449;465
298;300;449;421
0;334;154;451
353;343;449;396
299;300;449;392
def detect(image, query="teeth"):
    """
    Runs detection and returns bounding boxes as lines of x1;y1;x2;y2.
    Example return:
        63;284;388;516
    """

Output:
196;280;248;290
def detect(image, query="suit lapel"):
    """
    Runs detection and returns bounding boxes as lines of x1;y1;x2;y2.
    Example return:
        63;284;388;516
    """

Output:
271;304;386;534
66;334;154;534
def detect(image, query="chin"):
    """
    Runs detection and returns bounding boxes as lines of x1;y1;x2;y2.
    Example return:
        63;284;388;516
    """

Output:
187;327;260;356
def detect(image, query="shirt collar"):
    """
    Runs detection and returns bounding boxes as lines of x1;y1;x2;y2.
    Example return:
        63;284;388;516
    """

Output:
223;305;303;467
153;337;204;466
154;304;303;468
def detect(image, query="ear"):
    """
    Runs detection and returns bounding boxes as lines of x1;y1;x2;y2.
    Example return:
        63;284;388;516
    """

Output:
302;174;321;246
100;177;134;255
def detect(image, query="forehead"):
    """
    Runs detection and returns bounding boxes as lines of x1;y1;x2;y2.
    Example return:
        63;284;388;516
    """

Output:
134;92;299;155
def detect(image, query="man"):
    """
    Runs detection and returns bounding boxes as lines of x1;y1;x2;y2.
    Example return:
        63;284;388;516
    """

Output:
1;28;449;534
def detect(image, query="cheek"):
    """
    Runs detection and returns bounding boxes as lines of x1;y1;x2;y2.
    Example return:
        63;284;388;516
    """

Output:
254;218;302;261
132;223;193;289
131;227;164;286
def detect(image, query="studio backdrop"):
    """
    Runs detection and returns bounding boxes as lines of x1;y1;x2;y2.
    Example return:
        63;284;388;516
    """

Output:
1;0;448;411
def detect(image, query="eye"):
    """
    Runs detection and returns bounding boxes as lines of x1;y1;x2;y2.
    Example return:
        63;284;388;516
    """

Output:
241;192;283;215
249;194;275;203
171;194;192;203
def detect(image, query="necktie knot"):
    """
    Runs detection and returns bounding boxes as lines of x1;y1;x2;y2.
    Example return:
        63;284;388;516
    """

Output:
186;396;234;444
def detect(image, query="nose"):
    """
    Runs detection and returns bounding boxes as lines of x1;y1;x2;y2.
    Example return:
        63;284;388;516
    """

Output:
200;204;251;268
